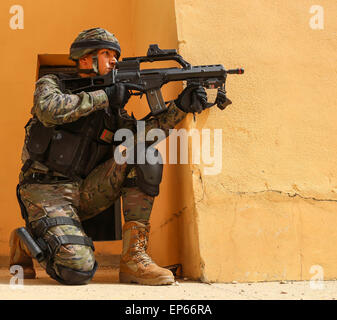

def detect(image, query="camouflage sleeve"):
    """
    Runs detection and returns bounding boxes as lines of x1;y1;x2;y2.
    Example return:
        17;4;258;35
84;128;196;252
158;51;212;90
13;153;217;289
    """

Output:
32;74;109;127
144;101;187;136
117;101;187;136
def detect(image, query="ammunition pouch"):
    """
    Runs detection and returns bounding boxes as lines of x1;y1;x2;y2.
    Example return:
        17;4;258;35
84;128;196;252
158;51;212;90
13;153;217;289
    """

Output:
25;109;117;179
25;120;54;164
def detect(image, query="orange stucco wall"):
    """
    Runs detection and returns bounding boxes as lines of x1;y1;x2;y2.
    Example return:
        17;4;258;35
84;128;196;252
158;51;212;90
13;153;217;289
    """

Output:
175;0;337;282
0;0;183;269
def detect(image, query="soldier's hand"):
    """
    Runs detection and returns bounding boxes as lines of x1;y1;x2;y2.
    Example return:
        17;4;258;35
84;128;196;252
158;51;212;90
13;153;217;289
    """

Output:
174;84;208;114
104;83;131;110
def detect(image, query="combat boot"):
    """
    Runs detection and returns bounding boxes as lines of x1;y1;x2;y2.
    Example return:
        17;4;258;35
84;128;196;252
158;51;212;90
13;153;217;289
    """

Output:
119;221;175;285
9;229;36;279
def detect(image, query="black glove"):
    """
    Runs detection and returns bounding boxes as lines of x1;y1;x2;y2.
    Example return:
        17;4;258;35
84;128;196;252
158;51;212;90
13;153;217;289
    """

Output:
104;83;131;110
174;84;208;114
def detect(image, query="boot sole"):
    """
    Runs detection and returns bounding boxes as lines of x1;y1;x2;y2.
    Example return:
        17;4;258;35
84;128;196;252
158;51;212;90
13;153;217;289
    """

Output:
119;272;175;285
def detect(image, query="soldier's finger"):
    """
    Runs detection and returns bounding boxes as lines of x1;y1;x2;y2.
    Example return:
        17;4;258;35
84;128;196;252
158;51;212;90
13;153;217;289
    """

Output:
192;92;203;113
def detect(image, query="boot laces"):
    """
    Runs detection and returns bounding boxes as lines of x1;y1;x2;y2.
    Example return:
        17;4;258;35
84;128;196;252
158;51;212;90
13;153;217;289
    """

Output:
132;227;153;266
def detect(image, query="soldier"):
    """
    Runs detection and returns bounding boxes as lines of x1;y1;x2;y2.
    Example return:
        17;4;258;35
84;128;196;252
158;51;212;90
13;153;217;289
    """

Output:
9;28;211;285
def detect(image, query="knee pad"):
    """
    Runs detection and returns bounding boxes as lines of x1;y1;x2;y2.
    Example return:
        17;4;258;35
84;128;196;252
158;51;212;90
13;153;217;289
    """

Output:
43;234;97;285
27;215;97;285
135;148;163;197
46;261;98;285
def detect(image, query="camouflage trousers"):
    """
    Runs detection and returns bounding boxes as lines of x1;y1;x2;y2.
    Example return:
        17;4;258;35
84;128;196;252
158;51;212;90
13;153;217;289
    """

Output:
18;157;154;277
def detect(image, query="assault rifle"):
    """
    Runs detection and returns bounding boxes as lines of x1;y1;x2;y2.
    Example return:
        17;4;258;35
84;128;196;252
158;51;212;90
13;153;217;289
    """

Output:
60;44;244;116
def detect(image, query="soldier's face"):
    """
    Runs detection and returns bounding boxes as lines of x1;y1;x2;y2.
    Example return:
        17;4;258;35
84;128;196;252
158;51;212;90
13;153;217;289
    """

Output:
78;49;117;76
96;49;118;75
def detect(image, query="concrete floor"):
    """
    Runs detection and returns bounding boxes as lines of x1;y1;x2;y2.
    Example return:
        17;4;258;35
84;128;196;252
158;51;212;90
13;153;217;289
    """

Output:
1;267;337;300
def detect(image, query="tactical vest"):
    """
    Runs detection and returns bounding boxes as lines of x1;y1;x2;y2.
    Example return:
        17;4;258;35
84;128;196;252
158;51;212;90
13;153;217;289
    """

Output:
25;74;118;179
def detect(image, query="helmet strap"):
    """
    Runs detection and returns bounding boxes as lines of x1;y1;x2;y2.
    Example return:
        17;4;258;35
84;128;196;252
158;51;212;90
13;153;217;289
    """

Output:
76;54;100;75
91;54;99;74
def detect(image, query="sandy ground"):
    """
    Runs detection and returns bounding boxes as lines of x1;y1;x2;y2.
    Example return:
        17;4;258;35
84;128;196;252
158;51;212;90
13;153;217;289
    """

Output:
0;267;336;300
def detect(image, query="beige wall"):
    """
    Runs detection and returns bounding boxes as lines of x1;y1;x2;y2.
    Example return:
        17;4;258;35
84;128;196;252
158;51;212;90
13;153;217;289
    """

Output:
175;0;337;281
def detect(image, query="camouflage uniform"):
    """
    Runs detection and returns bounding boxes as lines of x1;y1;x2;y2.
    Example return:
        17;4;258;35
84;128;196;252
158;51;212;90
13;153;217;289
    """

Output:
10;27;191;285
17;73;186;281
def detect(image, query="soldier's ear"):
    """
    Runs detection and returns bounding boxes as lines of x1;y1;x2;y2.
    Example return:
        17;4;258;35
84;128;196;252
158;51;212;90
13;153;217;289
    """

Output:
78;54;92;68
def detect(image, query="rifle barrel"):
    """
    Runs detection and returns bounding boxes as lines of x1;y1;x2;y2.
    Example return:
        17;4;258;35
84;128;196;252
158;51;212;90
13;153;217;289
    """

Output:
227;68;244;74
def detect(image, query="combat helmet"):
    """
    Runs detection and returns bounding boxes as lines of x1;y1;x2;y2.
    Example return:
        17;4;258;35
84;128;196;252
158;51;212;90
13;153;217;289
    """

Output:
69;27;121;74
